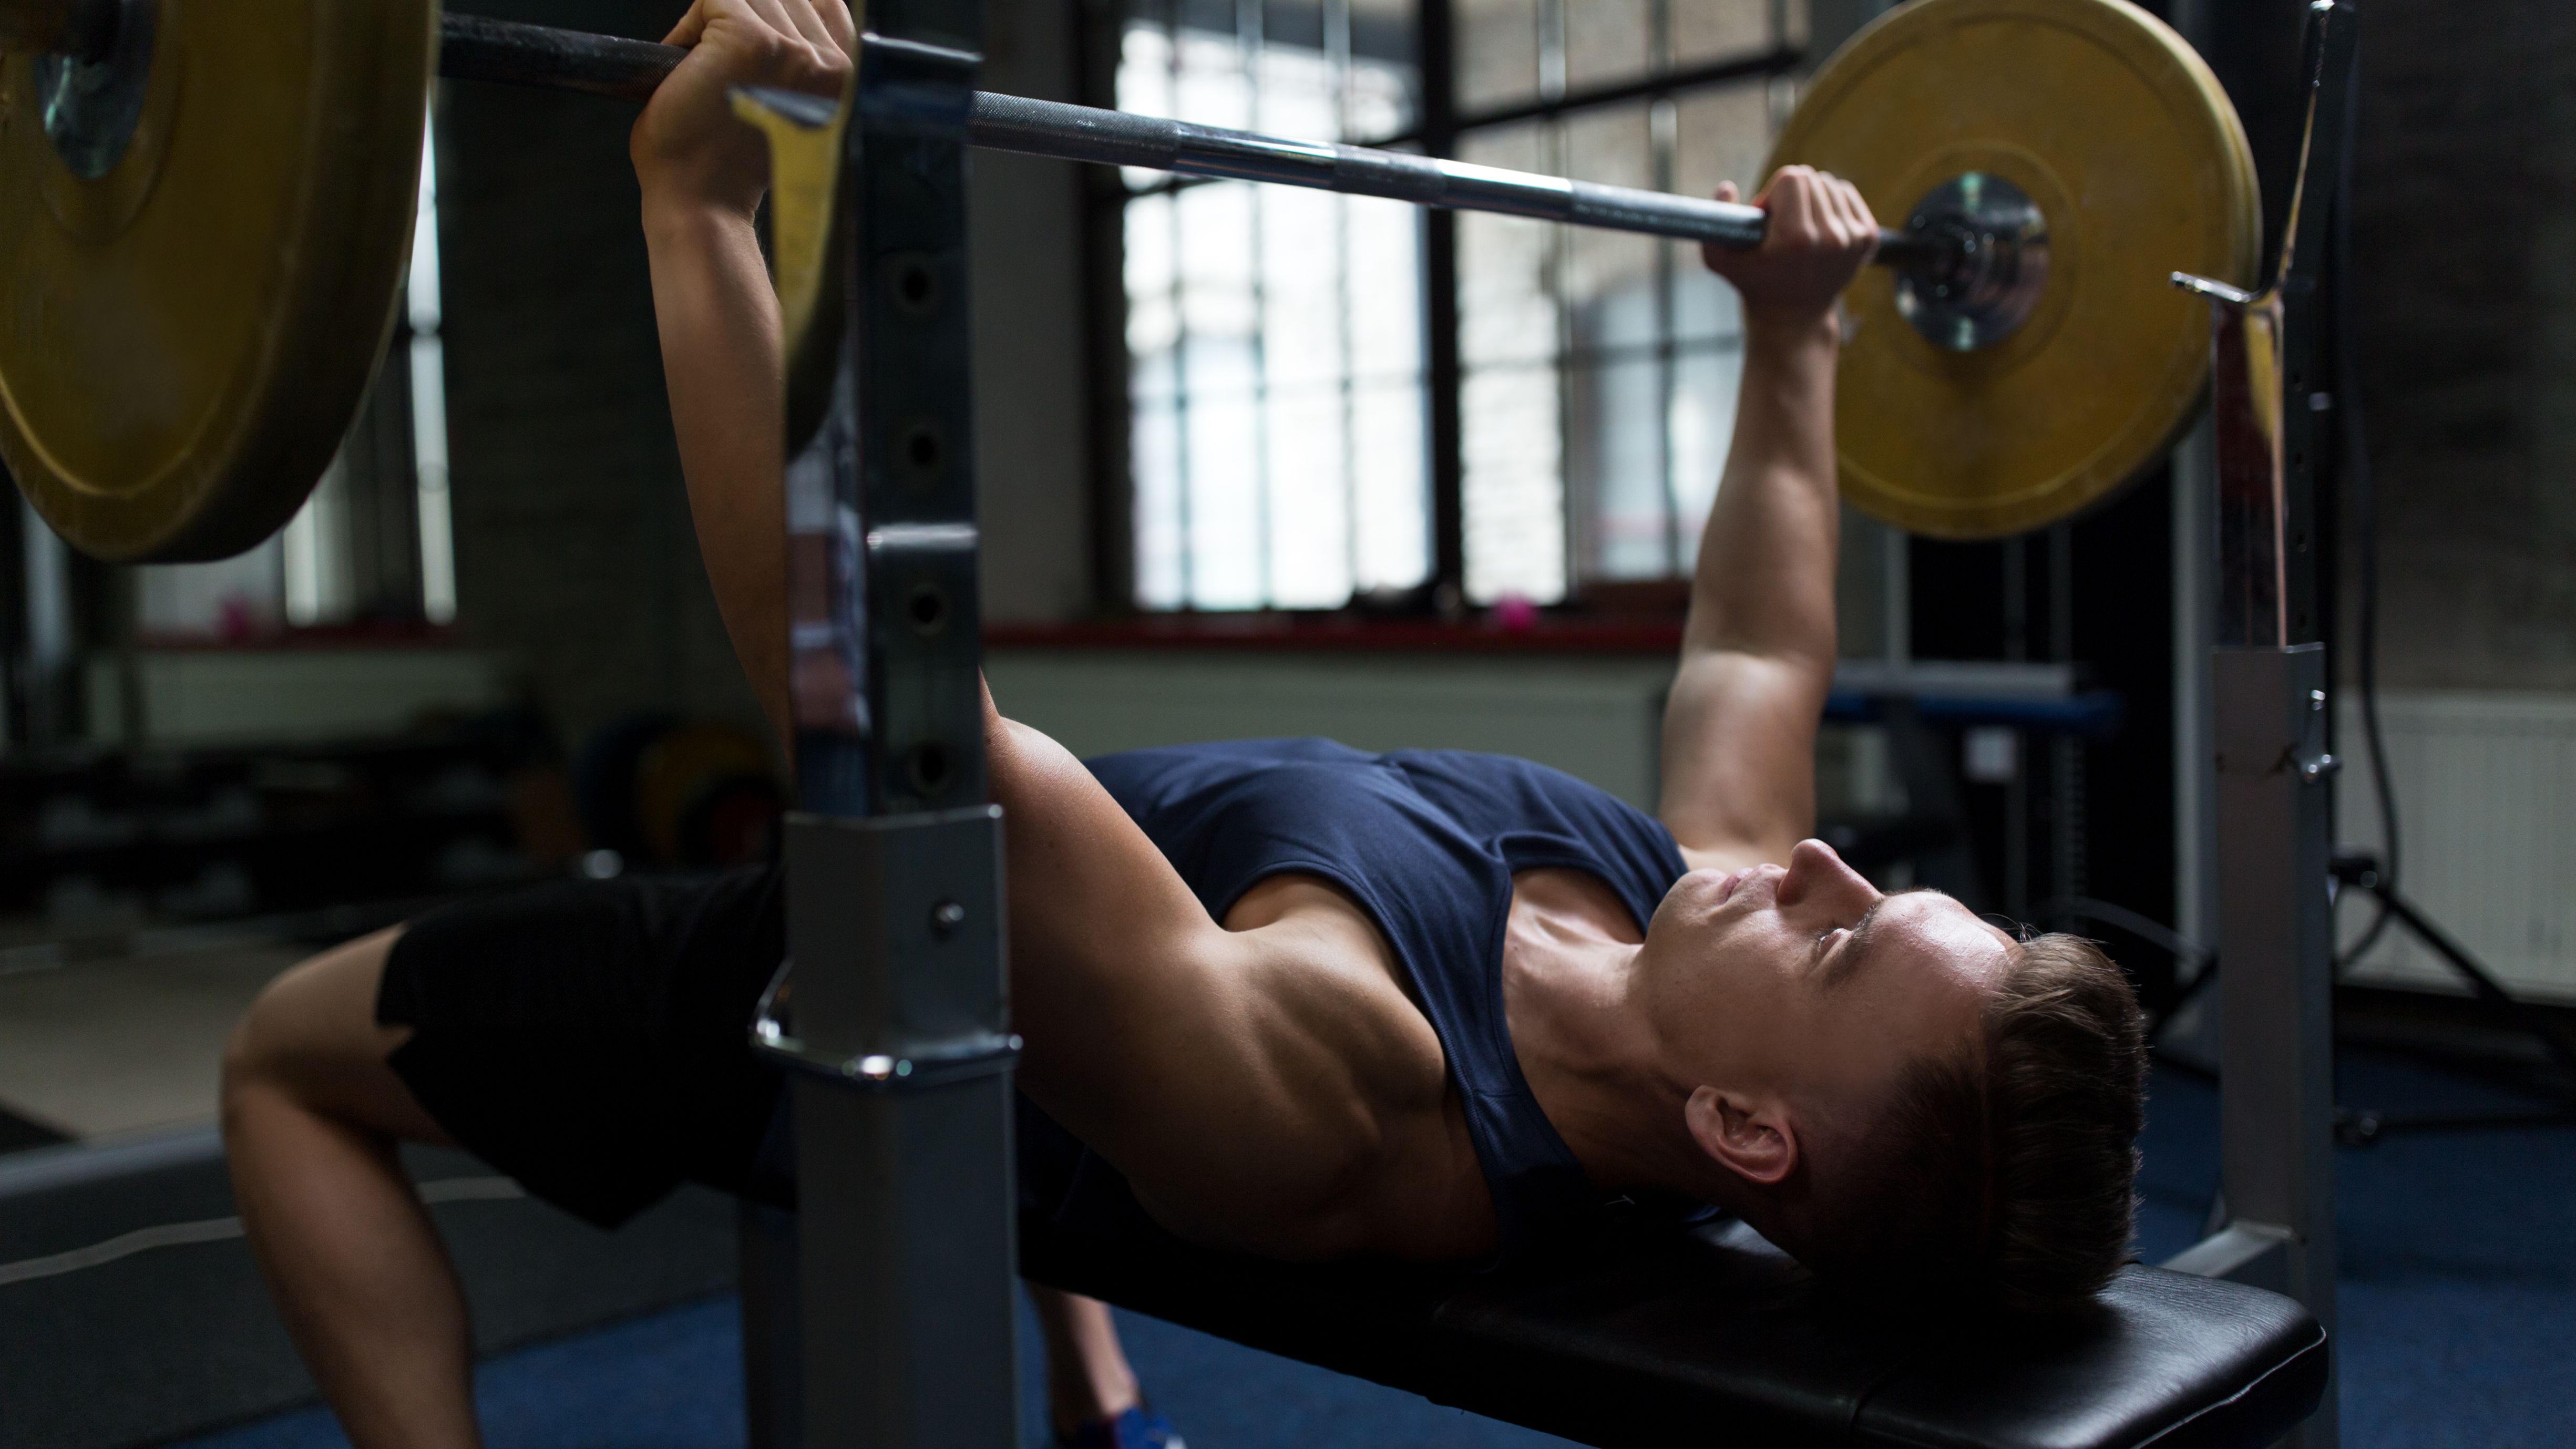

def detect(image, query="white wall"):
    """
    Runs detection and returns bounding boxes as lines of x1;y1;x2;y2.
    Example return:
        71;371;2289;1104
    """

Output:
2335;689;2576;1003
987;646;1901;822
988;647;1679;805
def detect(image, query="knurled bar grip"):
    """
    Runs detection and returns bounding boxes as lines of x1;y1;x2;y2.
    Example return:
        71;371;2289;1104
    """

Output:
438;13;687;100
434;13;1932;262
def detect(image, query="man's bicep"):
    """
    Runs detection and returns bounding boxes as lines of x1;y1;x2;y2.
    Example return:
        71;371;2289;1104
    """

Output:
989;715;1228;1048
1657;650;1829;866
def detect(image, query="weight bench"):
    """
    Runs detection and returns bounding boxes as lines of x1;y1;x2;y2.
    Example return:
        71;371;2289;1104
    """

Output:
1020;1212;2327;1449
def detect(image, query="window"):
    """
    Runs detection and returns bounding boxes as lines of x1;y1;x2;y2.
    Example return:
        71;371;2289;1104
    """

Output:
408;124;459;627
1115;0;1808;611
1458;0;1802;602
1119;1;1431;611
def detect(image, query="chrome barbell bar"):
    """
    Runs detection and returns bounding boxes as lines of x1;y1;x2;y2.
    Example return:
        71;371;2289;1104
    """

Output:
434;13;1945;266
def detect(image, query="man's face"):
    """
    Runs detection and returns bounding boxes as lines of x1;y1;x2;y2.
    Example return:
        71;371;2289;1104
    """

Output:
1641;839;2016;1133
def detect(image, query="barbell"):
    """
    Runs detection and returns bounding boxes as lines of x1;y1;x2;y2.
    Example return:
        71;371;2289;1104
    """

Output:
0;0;2253;562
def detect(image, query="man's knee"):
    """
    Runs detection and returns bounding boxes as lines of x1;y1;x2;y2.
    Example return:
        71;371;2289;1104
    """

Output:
222;928;428;1139
222;954;335;1127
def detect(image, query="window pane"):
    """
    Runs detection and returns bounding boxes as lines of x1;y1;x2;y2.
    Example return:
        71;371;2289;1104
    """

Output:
1455;55;1787;599
1464;0;1809;112
1675;79;1783;215
1457;121;1564;602
1569;353;1664;579
1126;192;1179;377
1456;0;1540;114
1562;107;1657;331
1186;362;1267;609
1562;106;1664;585
1349;198;1425;381
1118;9;1429;612
1261;190;1348;394
1670;337;1743;567
136;543;287;640
1462;362;1565;603
1266;385;1353;607
1566;0;1653;90
1352;379;1429;593
1458;124;1553;372
1675;0;1800;65
1134;398;1187;608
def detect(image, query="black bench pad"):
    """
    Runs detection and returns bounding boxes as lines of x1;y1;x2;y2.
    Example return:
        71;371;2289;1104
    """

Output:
1021;1215;2327;1449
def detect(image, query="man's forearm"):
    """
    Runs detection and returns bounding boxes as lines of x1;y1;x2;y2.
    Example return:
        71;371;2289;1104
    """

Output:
1683;313;1842;667
1659;168;1873;859
644;200;793;741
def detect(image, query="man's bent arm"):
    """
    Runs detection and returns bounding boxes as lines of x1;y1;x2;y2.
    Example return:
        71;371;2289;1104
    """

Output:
1658;168;1877;868
634;3;857;744
645;205;793;736
983;689;1409;1259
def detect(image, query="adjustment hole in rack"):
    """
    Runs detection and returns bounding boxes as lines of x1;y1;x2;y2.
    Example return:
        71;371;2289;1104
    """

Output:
906;583;948;634
897;420;943;483
890;255;941;316
907;741;953;797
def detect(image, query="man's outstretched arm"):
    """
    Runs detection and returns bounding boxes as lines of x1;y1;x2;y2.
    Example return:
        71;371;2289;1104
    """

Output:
634;0;856;743
1658;167;1879;870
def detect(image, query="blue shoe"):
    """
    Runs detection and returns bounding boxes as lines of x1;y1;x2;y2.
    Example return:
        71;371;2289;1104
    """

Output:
1056;1405;1185;1449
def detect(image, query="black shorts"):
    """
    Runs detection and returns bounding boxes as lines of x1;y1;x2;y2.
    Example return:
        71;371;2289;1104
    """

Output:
377;867;1106;1234
378;867;793;1228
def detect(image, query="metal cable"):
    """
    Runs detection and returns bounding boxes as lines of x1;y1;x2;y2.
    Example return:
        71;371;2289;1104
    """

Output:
2331;28;2401;972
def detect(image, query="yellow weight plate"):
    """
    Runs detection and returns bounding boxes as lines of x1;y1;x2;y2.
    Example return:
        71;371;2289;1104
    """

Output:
0;0;437;561
1770;0;2259;539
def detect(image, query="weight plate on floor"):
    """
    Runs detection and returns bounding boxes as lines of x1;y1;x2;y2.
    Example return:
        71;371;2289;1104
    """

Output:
0;0;436;561
1771;0;2260;539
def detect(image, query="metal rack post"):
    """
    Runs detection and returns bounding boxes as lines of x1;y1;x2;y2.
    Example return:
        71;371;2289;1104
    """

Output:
741;3;1023;1445
2161;7;2356;1449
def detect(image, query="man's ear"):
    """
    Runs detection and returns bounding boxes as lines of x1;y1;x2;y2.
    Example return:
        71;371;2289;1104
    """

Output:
1685;1085;1799;1185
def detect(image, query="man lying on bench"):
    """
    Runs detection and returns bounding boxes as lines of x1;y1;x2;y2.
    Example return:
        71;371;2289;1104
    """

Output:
217;5;2147;1448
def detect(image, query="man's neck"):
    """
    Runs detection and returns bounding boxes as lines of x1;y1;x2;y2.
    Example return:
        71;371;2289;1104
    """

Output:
1501;875;1741;1207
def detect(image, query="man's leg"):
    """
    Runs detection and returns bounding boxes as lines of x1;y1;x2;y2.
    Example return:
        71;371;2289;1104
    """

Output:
224;927;1167;1449
221;928;481;1449
1030;1284;1144;1437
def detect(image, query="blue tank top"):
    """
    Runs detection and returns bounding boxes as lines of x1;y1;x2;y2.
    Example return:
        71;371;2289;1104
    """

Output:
1081;737;1690;1263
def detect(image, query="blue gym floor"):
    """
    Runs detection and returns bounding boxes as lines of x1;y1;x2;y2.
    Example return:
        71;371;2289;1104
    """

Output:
179;1050;2574;1449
